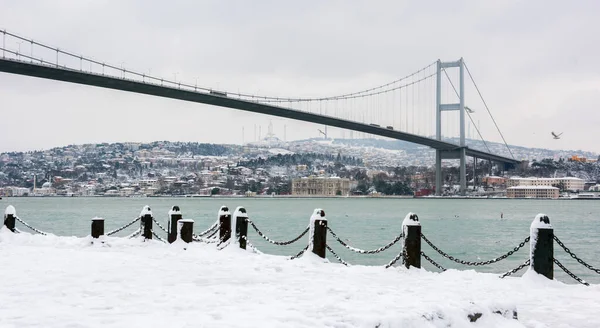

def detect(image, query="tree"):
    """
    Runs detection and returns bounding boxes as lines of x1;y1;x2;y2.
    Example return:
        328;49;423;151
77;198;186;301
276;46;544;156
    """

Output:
211;187;220;195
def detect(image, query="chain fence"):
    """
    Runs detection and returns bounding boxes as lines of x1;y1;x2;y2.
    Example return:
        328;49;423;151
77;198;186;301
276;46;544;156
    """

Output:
195;221;219;238
421;233;530;266
290;245;309;260
421;251;446;271
247;219;309;246
384;251;404;269
15;216;48;235
151;230;167;243
106;217;140;236
327;227;403;254
554;236;600;275
499;259;530;279
326;245;349;266
152;218;169;234
554;258;590;286
127;228;142;239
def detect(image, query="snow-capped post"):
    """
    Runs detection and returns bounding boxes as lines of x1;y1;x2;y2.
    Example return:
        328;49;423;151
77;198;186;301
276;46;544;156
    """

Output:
233;206;248;249
218;206;232;243
140;205;153;240
4;205;16;232
168;206;182;243
309;208;327;258
91;217;105;238
402;213;421;269
530;214;553;280
178;219;194;243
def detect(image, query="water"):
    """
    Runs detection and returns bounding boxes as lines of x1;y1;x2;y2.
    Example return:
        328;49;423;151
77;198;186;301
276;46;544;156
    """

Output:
4;197;600;284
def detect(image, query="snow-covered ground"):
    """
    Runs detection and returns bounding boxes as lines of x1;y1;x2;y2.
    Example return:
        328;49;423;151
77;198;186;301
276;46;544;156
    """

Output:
1;228;599;328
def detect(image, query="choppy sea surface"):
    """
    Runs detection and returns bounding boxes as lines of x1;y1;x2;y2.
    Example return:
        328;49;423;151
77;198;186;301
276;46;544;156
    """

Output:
3;197;599;284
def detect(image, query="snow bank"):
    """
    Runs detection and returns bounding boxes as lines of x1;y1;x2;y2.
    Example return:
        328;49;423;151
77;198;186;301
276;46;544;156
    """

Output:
1;230;598;327
4;205;16;216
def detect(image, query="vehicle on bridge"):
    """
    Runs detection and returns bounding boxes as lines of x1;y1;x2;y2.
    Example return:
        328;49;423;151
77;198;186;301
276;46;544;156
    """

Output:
386;126;394;130
210;90;227;97
369;123;380;127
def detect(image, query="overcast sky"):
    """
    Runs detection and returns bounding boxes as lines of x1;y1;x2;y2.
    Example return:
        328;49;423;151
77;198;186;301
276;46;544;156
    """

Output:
1;0;599;155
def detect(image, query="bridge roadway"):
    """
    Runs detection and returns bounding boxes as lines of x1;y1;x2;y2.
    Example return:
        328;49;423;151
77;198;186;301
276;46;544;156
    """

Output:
0;58;518;165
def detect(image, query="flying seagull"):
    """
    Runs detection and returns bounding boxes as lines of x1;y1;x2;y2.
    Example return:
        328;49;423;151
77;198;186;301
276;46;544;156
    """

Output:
551;132;563;139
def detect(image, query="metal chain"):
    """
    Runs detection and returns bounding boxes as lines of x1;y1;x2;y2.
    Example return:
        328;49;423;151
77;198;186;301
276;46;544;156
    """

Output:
326;245;349;266
15;216;48;235
248;219;309;246
151;230;167;243
106;217;140;236
499;259;530;279
198;223;221;240
385;251;404;268
327;226;403;254
421;233;530;266
421;251;446;271
290;245;309;260
127;228;142;239
195;221;219;237
152;218;169;233
554;258;590;286
554;236;600;275
217;238;231;250
242;236;263;254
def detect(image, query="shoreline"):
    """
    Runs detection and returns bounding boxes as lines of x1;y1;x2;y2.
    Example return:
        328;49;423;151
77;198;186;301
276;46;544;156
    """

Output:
1;195;597;200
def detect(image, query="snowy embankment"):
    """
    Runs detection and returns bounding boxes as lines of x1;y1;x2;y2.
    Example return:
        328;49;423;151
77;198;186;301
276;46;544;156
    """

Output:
1;229;598;328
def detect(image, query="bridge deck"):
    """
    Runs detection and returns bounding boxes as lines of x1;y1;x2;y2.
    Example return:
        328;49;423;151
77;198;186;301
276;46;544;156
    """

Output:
0;58;518;165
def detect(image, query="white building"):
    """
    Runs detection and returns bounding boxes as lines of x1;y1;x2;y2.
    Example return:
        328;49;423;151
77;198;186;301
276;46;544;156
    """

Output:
507;177;584;192
507;186;559;199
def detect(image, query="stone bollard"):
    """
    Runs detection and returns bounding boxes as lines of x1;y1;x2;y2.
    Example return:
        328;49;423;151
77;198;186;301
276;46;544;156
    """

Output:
4;205;16;232
309;208;327;258
168;206;182;243
140;205;153;240
233;206;249;249
91;217;105;238
218;206;232;243
530;214;553;280
178;219;194;243
402;212;421;269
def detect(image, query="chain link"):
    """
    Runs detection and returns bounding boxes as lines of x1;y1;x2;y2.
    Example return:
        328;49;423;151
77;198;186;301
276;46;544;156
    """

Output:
241;236;263;254
384;251;404;268
151;230;167;243
554;258;590;286
421;233;530;266
127;228;142;239
421;251;447;271
499;259;530;279
290;245;309;260
106;217;140;236
326;245;349;266
554;236;600;275
195;221;219;237
248;219;309;246
199;223;221;240
327;227;403;254
152;218;169;234
15;216;48;235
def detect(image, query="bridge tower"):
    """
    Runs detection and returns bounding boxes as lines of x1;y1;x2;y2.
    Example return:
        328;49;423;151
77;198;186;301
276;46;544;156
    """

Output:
435;58;467;196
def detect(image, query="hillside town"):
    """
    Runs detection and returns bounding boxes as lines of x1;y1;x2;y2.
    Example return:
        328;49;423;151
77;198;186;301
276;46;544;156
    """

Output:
1;133;599;199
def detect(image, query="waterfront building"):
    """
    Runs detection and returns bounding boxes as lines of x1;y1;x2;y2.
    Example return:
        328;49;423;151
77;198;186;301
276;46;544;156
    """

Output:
507;177;584;192
506;186;559;199
292;176;350;196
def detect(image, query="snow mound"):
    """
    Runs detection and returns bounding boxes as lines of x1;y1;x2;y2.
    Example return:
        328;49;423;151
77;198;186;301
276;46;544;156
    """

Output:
1;230;599;327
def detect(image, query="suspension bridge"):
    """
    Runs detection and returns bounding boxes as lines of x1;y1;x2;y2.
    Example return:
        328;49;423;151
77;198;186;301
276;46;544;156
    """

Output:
0;30;519;195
